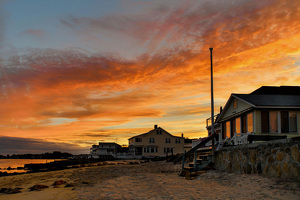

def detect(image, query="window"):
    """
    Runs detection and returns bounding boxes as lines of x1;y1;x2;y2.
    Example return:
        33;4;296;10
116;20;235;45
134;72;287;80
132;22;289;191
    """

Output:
226;121;230;138
233;100;237;109
235;117;241;134
135;138;142;142
156;129;162;134
290;112;297;132
164;148;173;154
175;138;181;144
242;115;247;133
247;113;253;133
261;111;297;133
222;123;226;139
281;111;289;133
149;138;155;143
144;147;157;153
261;111;269;133
165;138;171;143
270;111;278;133
231;119;236;136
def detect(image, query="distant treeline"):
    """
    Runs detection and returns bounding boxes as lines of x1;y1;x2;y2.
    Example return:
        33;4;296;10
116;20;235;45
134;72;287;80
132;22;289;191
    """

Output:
0;151;73;159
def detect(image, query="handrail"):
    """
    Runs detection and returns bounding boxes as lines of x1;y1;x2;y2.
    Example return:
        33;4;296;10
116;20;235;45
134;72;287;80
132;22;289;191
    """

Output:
173;134;217;164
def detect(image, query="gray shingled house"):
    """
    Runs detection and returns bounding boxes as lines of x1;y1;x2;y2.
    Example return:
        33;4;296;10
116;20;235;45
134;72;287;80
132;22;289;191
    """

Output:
215;86;300;142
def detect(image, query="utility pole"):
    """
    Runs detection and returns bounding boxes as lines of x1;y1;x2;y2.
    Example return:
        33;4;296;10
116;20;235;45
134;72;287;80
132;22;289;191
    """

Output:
209;47;215;162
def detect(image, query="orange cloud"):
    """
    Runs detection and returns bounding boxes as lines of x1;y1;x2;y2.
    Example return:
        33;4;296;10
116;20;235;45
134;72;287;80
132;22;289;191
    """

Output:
0;0;300;153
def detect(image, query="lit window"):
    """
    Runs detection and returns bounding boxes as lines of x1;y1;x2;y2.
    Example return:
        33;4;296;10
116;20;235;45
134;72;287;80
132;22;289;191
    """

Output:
270;111;278;133
235;117;241;133
247;113;253;133
226;121;230;138
233;100;237;109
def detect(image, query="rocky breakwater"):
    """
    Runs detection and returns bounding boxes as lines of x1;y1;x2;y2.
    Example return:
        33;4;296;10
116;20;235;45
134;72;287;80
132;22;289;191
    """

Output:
214;139;300;182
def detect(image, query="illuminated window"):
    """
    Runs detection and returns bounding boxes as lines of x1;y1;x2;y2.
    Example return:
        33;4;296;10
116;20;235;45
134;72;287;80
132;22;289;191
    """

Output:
247;113;253;133
226;121;231;138
235;117;241;133
233;100;237;109
270;111;278;133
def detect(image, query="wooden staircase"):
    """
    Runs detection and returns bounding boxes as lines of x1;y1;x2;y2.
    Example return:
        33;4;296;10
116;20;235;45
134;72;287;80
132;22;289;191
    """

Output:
184;153;212;172
174;134;217;164
175;134;217;175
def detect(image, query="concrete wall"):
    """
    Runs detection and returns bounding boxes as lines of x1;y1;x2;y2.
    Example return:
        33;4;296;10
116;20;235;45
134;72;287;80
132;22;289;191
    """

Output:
214;139;300;182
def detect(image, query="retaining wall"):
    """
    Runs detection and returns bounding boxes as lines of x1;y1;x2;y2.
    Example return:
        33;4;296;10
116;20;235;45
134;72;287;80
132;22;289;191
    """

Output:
214;139;300;182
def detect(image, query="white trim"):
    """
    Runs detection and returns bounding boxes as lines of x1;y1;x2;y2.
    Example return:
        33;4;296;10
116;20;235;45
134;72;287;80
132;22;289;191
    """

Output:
232;94;256;107
255;106;300;109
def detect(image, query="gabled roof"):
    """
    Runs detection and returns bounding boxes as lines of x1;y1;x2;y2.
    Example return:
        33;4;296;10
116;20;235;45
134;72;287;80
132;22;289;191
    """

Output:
217;86;300;122
233;94;300;107
251;86;300;95
128;127;181;140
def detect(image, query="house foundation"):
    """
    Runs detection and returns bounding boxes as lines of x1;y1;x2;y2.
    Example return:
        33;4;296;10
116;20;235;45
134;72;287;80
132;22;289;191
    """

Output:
214;139;300;182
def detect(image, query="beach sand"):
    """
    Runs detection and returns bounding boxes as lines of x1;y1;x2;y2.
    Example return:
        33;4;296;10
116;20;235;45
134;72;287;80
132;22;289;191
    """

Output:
0;160;299;200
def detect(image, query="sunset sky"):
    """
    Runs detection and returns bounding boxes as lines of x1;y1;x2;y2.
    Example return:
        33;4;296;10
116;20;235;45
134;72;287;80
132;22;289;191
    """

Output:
0;0;299;154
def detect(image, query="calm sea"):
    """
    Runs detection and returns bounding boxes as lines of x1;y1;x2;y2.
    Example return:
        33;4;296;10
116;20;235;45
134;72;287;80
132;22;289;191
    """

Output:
0;159;61;173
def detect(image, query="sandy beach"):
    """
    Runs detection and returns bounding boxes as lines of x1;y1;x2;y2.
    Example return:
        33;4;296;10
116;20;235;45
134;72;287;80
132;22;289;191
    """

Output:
0;160;300;200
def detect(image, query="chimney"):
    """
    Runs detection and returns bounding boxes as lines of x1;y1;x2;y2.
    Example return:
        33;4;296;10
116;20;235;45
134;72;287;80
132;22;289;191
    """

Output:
154;125;158;129
181;133;184;138
220;106;223;113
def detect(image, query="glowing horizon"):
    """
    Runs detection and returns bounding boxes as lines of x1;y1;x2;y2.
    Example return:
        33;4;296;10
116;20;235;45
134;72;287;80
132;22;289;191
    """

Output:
0;0;299;154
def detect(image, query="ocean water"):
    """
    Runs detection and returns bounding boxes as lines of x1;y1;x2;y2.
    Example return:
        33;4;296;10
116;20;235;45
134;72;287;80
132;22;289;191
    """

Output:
0;159;60;173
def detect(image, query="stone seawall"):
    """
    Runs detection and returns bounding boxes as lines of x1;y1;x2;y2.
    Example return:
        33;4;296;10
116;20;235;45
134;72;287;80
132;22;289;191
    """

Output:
214;139;300;182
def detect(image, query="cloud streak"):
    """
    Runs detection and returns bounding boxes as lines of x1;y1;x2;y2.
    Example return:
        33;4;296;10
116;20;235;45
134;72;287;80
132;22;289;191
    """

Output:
0;136;87;155
0;0;299;153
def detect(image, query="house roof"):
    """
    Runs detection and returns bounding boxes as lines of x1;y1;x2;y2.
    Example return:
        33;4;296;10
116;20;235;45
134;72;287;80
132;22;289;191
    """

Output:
250;86;300;95
233;94;300;107
217;86;300;122
128;127;181;140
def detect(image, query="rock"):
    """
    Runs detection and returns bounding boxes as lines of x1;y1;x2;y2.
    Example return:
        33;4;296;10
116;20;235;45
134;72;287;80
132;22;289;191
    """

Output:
0;172;8;177
276;152;285;161
7;166;12;170
267;156;275;163
53;180;66;187
250;151;256;163
291;145;300;162
65;183;75;188
282;162;289;177
246;163;252;174
29;184;49;191
0;187;22;194
285;147;290;154
277;164;282;177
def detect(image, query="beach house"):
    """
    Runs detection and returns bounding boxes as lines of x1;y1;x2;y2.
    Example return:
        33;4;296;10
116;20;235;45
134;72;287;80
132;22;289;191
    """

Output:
90;142;121;158
210;86;300;144
128;125;184;158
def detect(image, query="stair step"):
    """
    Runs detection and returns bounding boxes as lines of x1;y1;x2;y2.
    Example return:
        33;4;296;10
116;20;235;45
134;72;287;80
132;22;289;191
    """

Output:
183;167;194;171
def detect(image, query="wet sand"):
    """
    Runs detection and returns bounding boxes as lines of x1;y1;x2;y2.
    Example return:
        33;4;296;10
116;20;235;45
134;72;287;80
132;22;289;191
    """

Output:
0;161;299;200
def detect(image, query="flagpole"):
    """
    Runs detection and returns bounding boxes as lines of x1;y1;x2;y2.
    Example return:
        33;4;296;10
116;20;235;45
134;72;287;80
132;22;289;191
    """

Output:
209;47;215;162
